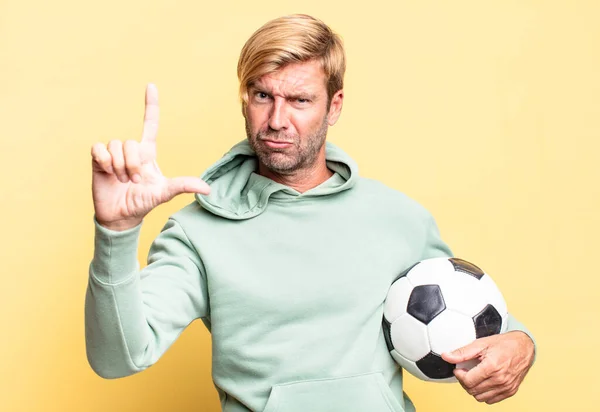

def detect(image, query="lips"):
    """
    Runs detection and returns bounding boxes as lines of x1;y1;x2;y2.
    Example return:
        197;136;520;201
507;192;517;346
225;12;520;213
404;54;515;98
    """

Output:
262;140;293;149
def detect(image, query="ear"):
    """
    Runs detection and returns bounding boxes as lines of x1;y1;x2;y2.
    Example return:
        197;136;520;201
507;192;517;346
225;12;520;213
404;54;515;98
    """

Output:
327;89;344;126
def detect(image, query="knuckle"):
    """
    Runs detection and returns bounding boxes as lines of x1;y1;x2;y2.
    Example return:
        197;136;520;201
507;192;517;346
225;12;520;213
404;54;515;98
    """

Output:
124;141;141;166
91;142;104;154
474;393;487;403
487;392;505;404
462;379;475;390
125;152;140;166
125;151;140;167
126;163;140;175
126;160;140;169
110;152;124;166
92;144;108;161
456;379;468;391
92;149;111;166
99;157;112;168
495;375;509;386
485;362;500;377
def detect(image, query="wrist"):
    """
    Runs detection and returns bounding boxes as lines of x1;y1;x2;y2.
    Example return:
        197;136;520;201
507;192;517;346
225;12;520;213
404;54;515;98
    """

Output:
95;217;143;232
507;330;535;363
508;330;534;345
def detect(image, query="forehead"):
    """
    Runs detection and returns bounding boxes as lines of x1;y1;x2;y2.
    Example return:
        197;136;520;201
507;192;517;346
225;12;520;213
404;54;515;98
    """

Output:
252;60;326;95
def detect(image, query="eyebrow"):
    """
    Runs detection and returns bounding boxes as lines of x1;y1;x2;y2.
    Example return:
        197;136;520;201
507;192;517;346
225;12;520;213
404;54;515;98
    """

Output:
248;84;318;101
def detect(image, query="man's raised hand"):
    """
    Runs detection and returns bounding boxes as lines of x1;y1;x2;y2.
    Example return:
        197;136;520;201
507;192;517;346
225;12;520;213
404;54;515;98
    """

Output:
91;84;211;231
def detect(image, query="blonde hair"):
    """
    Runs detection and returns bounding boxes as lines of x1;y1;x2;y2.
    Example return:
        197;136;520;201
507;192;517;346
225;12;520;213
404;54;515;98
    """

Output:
237;14;346;107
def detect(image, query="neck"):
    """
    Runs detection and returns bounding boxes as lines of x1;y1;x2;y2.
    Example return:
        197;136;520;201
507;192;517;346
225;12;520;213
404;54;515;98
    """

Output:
258;154;334;194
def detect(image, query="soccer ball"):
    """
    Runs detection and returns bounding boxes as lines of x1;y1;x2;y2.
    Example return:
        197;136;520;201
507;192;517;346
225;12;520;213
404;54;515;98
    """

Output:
382;257;508;382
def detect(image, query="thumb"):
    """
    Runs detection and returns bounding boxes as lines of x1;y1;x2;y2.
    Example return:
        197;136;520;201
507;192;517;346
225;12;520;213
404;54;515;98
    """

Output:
441;340;486;364
165;176;211;199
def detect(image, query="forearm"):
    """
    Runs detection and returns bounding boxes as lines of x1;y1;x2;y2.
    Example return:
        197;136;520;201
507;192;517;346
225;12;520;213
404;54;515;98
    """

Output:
85;217;209;379
85;219;153;378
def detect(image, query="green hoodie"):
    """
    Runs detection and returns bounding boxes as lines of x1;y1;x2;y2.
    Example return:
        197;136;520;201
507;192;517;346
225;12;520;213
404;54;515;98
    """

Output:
86;140;533;412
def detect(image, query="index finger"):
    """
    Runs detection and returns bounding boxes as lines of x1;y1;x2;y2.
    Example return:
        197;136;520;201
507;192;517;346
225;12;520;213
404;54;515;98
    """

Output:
455;360;492;389
141;83;159;143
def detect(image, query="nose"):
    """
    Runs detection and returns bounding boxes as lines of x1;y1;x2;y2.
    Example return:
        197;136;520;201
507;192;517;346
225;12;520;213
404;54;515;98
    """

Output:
268;98;289;131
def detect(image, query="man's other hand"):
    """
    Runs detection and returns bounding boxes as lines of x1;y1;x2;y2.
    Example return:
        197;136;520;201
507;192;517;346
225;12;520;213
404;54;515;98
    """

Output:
441;331;534;404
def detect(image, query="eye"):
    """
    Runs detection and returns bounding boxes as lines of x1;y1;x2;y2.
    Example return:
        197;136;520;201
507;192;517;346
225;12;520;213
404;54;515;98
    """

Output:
255;91;269;100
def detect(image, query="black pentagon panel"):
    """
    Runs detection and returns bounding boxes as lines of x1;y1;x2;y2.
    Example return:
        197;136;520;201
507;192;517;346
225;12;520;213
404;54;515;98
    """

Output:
382;318;394;352
392;261;421;283
416;352;455;379
449;257;484;280
473;304;502;338
407;285;446;325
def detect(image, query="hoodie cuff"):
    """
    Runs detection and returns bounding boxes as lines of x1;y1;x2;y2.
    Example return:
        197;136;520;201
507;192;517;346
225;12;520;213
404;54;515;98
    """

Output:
91;216;142;285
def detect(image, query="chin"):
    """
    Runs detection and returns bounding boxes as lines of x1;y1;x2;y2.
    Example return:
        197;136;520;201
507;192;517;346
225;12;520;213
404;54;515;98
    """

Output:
259;152;298;172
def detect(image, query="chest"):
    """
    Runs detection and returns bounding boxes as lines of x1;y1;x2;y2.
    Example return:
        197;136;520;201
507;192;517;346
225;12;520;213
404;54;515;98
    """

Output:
197;201;424;324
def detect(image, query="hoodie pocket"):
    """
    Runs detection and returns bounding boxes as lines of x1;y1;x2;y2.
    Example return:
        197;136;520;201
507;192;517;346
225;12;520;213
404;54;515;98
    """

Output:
262;371;404;412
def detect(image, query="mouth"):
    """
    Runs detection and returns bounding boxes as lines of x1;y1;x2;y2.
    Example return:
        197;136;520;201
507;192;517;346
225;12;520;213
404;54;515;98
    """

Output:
262;139;293;149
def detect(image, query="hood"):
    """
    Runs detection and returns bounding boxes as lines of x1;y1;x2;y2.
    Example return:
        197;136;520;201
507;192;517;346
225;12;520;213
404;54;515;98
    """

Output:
195;140;359;220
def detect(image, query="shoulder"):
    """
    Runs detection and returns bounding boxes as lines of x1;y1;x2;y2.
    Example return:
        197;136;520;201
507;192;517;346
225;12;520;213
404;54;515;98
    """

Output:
168;200;216;229
353;177;433;221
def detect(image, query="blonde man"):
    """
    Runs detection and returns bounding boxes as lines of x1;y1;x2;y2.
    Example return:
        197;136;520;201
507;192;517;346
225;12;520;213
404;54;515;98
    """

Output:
87;14;535;411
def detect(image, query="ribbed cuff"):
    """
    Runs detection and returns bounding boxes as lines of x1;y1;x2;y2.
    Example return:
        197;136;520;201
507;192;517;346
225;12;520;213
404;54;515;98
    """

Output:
91;216;142;284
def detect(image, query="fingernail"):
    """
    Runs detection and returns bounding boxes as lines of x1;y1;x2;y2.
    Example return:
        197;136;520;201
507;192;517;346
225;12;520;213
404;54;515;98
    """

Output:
132;174;141;183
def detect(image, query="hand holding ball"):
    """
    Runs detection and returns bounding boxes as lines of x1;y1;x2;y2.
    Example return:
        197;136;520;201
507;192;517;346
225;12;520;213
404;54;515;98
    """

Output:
382;257;508;382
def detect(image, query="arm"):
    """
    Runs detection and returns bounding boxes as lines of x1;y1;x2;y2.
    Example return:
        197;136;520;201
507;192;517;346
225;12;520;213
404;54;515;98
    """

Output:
422;212;536;403
85;217;208;378
86;84;211;378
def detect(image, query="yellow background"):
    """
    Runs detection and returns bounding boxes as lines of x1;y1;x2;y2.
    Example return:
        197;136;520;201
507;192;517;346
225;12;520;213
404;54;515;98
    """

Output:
1;0;598;410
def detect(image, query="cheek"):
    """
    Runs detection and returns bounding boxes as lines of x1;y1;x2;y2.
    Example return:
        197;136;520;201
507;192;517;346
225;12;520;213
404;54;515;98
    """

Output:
292;111;324;135
246;109;267;133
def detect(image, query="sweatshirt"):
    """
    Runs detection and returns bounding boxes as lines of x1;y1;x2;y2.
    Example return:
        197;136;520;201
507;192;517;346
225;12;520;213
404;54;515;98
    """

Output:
85;140;534;412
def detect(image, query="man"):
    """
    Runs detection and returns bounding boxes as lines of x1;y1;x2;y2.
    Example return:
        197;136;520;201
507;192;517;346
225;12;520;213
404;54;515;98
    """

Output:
86;14;535;412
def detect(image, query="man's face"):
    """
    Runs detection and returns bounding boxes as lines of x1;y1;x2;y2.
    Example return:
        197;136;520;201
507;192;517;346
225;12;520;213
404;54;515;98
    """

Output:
244;60;342;175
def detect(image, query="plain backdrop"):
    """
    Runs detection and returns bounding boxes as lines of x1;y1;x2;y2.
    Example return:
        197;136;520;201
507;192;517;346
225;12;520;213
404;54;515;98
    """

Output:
1;0;598;411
